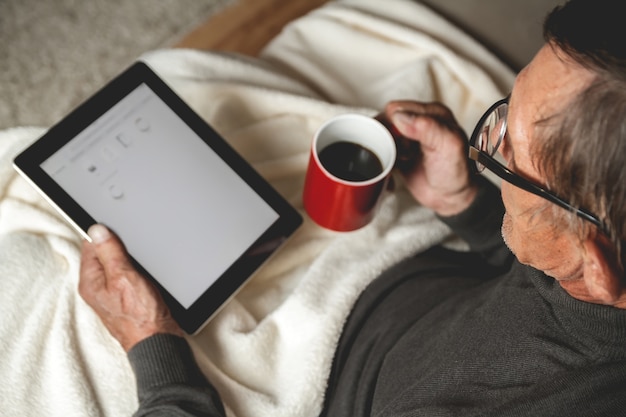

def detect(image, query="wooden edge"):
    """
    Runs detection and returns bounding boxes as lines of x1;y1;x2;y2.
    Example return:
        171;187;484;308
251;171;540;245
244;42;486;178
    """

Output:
174;0;330;56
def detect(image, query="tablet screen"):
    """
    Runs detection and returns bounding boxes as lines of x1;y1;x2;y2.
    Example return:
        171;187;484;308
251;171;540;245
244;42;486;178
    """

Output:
14;62;302;334
41;83;280;309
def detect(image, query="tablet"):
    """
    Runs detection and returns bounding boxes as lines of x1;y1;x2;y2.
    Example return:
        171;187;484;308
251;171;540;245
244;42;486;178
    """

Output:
13;62;302;335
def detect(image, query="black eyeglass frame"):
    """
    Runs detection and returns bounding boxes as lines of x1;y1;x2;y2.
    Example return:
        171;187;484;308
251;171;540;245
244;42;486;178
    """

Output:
468;96;605;231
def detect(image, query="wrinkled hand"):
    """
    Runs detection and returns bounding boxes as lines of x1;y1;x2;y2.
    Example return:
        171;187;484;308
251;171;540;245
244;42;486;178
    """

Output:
79;224;183;351
380;100;478;216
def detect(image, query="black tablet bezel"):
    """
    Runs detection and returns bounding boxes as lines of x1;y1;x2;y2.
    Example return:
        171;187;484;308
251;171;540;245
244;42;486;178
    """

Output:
13;61;302;334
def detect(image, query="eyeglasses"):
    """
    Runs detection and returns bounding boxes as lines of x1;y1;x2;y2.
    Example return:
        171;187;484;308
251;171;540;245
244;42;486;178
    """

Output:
468;96;605;231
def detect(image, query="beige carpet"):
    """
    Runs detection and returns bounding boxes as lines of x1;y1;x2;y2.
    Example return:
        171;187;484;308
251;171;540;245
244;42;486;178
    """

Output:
0;0;234;130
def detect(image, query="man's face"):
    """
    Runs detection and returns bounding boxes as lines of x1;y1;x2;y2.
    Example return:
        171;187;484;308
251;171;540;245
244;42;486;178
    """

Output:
501;44;595;281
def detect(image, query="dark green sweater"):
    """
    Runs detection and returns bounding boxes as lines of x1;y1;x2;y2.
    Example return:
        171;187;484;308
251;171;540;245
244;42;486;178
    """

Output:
129;178;626;416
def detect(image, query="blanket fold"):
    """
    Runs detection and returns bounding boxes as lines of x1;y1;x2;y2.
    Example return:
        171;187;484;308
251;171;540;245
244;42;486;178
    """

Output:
0;1;514;416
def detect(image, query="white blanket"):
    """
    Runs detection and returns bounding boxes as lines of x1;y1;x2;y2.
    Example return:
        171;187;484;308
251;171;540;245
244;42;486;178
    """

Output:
0;1;515;416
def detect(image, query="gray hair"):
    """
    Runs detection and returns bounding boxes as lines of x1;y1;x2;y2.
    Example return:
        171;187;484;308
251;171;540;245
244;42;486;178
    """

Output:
533;0;626;264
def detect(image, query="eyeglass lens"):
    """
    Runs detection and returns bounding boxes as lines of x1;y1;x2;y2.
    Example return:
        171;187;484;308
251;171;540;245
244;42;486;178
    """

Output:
475;103;508;172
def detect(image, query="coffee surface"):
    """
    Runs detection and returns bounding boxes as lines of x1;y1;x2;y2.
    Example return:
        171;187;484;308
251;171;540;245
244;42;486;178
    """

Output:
318;141;383;182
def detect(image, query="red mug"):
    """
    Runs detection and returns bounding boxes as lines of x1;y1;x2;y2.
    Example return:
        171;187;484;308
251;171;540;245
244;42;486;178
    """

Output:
303;114;397;231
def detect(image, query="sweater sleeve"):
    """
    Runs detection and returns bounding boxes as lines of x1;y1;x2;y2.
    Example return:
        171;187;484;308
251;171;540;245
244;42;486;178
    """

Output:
128;333;226;417
437;175;513;268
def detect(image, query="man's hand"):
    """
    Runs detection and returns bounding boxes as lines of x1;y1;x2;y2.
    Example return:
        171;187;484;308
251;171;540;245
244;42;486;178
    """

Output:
381;100;478;217
79;224;183;352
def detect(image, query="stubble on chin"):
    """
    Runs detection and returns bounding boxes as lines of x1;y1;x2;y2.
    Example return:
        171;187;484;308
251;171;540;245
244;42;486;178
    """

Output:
501;212;515;254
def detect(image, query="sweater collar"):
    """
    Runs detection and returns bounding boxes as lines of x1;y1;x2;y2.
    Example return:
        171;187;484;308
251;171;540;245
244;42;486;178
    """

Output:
527;262;626;359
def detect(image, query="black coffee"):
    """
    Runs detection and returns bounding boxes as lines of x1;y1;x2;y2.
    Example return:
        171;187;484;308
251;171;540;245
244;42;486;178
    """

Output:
318;141;383;182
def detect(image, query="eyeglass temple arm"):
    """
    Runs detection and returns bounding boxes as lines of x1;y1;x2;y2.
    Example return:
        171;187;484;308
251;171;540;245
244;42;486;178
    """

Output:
468;147;604;230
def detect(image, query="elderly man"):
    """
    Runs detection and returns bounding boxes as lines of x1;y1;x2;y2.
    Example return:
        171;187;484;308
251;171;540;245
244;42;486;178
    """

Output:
79;0;626;415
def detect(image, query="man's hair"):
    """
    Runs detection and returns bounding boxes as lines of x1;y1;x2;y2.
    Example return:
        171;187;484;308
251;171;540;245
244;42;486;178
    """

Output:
534;0;626;261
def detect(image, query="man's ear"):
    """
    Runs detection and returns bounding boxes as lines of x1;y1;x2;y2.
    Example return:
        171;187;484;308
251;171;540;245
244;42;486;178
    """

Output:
582;234;625;305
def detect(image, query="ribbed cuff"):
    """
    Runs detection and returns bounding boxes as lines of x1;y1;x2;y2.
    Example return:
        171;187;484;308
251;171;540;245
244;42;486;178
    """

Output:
437;175;505;252
128;334;208;399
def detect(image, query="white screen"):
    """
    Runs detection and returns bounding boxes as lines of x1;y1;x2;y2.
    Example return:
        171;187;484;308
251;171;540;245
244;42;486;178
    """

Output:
41;84;279;308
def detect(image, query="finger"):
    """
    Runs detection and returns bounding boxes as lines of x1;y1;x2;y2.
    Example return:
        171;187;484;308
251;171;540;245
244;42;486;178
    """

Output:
390;110;455;151
79;239;114;310
87;224;137;282
374;111;421;170
384;100;454;121
383;101;454;147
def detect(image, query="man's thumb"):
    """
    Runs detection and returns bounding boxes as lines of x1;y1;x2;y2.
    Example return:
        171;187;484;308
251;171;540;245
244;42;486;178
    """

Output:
87;224;132;274
88;224;113;245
